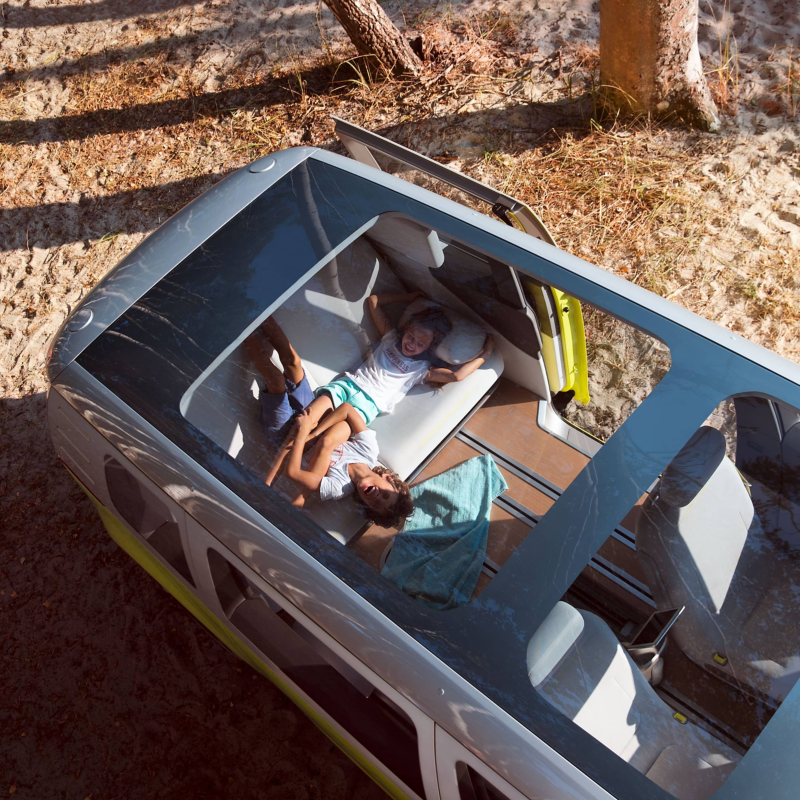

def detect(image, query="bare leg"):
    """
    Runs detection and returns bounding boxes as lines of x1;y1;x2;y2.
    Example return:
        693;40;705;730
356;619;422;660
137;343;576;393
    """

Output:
260;316;304;387
265;433;295;487
248;319;312;482
264;394;335;486
246;332;285;394
298;394;336;428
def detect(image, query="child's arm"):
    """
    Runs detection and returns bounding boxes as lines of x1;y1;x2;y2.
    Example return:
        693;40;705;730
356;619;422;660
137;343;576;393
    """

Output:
308;402;366;441
285;413;328;493
367;290;427;337
426;334;495;386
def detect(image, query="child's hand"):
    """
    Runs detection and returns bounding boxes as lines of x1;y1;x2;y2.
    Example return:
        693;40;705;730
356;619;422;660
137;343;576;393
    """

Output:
295;410;316;434
407;289;427;302
481;334;495;357
424;369;446;391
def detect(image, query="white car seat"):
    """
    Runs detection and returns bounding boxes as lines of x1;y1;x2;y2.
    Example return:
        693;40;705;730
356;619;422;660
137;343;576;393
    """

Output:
527;602;739;800
272;232;503;482
635;426;800;702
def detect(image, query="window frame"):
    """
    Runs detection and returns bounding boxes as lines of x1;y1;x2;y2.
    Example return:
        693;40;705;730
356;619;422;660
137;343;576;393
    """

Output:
186;518;440;800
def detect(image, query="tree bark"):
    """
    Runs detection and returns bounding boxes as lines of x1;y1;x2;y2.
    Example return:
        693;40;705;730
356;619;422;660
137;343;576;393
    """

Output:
600;0;720;131
323;0;422;78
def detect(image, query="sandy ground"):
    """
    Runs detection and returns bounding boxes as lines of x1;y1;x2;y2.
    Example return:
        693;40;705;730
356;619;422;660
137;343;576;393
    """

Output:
1;0;799;796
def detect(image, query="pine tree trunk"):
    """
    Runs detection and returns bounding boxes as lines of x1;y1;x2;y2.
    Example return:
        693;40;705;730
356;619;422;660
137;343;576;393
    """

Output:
600;0;720;131
323;0;422;78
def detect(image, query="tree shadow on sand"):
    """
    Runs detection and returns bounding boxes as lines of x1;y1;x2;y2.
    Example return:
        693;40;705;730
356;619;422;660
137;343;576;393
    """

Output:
2;0;325;84
0;171;227;252
0;60;341;145
2;92;595;253
3;0;204;29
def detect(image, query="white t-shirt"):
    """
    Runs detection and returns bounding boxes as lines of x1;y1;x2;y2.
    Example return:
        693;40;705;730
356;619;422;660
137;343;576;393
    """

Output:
318;430;380;501
346;329;431;414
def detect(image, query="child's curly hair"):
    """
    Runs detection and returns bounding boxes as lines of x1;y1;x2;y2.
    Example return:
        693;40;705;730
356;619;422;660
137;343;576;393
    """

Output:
352;466;414;530
402;307;452;353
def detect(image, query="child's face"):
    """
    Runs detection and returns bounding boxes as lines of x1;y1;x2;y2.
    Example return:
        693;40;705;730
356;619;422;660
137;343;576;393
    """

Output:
356;472;401;516
401;324;434;357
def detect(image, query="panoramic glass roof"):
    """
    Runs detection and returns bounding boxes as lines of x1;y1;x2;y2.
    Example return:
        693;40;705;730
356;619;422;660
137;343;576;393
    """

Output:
76;156;800;800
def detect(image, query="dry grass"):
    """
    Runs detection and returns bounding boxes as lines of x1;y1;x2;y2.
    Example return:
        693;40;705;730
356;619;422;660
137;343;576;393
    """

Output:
476;121;709;294
2;4;800;405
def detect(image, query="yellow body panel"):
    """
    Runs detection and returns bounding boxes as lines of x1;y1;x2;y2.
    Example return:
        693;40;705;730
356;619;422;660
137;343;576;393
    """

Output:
550;289;591;406
508;207;590;406
68;467;412;800
520;280;590;405
524;280;564;395
508;207;556;247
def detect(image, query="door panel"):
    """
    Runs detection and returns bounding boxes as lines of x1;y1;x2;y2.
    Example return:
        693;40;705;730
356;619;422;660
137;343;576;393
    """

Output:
186;518;439;800
435;726;529;800
519;278;588;405
333;117;553;243
49;390;199;587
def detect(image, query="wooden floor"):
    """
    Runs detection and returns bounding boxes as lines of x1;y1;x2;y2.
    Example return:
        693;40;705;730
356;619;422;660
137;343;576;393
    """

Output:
350;378;647;599
349;380;564;578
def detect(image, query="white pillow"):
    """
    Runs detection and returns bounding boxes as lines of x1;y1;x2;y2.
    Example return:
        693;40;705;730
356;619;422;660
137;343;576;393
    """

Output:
398;298;488;365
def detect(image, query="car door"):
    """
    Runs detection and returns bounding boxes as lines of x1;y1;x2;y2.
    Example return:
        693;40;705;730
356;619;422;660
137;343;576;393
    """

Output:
332;117;589;407
185;517;440;800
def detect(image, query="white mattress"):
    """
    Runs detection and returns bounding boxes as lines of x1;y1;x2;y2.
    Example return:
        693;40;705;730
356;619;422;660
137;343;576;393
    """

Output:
187;233;503;543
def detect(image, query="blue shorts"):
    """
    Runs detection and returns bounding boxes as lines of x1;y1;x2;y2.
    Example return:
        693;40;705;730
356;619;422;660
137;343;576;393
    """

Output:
258;372;315;444
316;377;380;425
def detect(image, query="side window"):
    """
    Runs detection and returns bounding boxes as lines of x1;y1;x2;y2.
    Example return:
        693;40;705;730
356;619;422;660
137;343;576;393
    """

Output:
522;286;672;442
436;726;529;800
206;550;426;798
457;763;511;800
104;456;195;586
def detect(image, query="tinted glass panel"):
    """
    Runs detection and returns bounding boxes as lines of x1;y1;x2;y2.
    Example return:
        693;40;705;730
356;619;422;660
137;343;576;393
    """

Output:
104;456;194;585
368;148;488;215
79;162;376;443
432;240;542;358
456;763;511;800
208;551;425;797
531;395;800;798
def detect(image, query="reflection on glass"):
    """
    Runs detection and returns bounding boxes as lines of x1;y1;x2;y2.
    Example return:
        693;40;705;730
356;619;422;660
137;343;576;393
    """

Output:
529;395;800;799
369;147;490;215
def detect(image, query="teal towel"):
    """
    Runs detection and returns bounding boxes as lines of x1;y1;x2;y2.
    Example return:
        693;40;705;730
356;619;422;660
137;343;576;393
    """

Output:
381;454;507;610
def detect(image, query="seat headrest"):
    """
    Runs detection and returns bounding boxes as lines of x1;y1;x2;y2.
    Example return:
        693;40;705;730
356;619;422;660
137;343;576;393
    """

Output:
526;602;585;688
366;216;445;270
659;426;726;508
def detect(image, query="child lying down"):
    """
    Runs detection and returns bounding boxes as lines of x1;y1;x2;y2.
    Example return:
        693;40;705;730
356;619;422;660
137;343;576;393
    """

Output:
246;316;412;529
285;401;413;528
258;290;494;486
